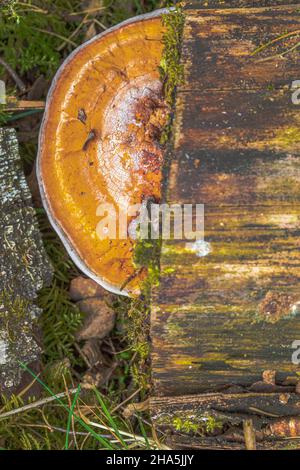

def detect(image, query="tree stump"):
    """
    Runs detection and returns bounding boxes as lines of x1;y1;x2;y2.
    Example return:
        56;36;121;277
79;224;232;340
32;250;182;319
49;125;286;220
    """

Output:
0;128;52;394
151;1;300;449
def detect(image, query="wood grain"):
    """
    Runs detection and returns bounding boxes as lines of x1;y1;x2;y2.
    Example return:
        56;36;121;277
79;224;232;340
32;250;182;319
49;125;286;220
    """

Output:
186;1;300;9
151;4;300;406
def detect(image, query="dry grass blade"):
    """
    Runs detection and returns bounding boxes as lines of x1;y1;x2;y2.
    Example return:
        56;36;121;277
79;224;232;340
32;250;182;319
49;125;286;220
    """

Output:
65;383;81;450
252;29;300;55
256;41;300;63
17;2;48;14
87;420;157;448
31;27;77;47
111;387;142;414
70;6;106;16
57;14;89;52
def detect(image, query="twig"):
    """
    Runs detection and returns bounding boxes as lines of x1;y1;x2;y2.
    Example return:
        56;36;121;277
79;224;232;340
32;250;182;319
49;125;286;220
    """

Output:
0;388;78;420
0;57;26;92
243;419;257;450
5;99;45;111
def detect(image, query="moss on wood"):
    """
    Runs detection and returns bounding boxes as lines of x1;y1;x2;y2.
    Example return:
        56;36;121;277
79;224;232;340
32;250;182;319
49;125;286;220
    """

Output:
159;4;185;144
156;411;224;436
129;4;185;389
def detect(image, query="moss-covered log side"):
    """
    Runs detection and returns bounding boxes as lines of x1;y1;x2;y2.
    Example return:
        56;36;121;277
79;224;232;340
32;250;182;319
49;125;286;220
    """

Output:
151;5;300;399
0;128;52;394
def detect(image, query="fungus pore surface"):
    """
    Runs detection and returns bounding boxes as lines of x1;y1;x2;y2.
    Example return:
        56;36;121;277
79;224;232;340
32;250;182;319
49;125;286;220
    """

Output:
38;12;168;296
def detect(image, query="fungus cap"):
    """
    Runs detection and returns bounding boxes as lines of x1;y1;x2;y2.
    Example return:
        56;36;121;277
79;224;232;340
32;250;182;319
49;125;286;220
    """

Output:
37;9;168;297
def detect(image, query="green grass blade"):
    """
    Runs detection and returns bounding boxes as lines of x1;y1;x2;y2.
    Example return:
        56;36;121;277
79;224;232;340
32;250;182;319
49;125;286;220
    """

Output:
136;415;151;449
6;109;44;122
93;388;129;449
65;384;81;450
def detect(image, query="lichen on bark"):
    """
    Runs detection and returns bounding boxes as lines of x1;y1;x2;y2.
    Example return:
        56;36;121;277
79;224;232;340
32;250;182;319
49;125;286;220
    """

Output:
0;127;52;394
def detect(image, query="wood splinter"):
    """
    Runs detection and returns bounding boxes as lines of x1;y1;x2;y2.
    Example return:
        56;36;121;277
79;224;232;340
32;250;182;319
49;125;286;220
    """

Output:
243;420;257;451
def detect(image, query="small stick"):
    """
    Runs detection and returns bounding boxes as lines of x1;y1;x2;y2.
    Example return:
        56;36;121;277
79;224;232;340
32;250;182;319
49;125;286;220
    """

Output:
0;388;78;420
243;419;257;450
5;99;45;111
0;57;26;92
23;423;90;436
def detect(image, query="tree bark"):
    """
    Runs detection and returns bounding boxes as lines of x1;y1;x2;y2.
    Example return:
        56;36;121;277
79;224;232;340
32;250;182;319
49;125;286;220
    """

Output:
0;128;52;394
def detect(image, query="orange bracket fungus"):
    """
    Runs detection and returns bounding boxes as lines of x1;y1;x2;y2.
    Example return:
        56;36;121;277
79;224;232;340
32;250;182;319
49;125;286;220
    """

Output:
37;9;169;297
